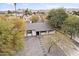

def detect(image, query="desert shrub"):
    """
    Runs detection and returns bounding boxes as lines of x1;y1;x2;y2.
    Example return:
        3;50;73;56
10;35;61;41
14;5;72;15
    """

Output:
0;17;25;55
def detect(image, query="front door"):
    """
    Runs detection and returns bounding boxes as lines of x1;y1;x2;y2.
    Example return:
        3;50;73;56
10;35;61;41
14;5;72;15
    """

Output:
36;31;39;36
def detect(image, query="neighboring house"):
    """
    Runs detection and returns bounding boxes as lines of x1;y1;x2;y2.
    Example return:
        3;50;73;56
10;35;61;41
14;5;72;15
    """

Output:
23;15;32;23
26;22;55;36
16;13;23;17
0;11;8;14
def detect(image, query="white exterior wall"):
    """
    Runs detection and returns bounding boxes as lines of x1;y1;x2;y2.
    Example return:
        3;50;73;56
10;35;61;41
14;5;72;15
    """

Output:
41;32;47;35
27;30;55;36
27;30;36;36
27;34;32;36
49;30;55;34
41;30;55;35
32;31;36;36
41;32;46;35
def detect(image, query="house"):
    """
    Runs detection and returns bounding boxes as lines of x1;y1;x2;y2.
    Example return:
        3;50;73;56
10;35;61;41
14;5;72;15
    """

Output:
23;15;32;23
26;22;55;36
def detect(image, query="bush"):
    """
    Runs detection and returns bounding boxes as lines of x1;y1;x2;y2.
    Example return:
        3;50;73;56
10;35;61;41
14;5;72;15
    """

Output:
0;17;25;55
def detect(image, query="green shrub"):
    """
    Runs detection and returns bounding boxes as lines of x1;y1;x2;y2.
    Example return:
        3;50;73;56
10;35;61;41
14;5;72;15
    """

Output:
0;17;25;55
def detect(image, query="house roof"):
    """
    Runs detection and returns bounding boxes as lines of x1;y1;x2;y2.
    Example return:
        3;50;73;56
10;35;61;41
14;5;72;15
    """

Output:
27;22;53;31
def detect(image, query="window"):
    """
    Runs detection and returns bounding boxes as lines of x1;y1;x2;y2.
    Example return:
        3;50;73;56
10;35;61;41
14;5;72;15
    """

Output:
48;30;53;32
27;30;32;34
41;31;46;33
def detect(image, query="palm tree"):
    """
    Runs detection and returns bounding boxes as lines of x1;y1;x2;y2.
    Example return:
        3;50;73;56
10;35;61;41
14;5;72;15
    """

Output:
14;3;16;16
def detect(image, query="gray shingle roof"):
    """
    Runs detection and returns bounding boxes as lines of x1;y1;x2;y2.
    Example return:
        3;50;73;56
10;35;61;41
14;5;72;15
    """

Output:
27;22;53;31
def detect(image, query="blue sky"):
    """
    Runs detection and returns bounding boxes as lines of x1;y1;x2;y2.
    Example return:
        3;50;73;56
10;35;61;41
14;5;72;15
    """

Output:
0;3;79;11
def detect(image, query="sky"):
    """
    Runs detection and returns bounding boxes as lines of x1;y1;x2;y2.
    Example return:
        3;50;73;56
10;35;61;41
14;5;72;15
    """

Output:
0;3;79;11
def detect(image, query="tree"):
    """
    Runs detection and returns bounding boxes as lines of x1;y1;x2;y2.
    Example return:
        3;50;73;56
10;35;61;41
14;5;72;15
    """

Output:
24;9;32;15
30;15;39;23
62;15;79;39
72;11;79;16
47;8;68;30
14;3;16;16
24;9;28;15
7;10;12;14
0;17;25;55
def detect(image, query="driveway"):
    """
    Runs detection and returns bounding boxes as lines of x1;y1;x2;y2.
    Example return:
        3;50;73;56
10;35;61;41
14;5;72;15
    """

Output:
16;36;44;56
